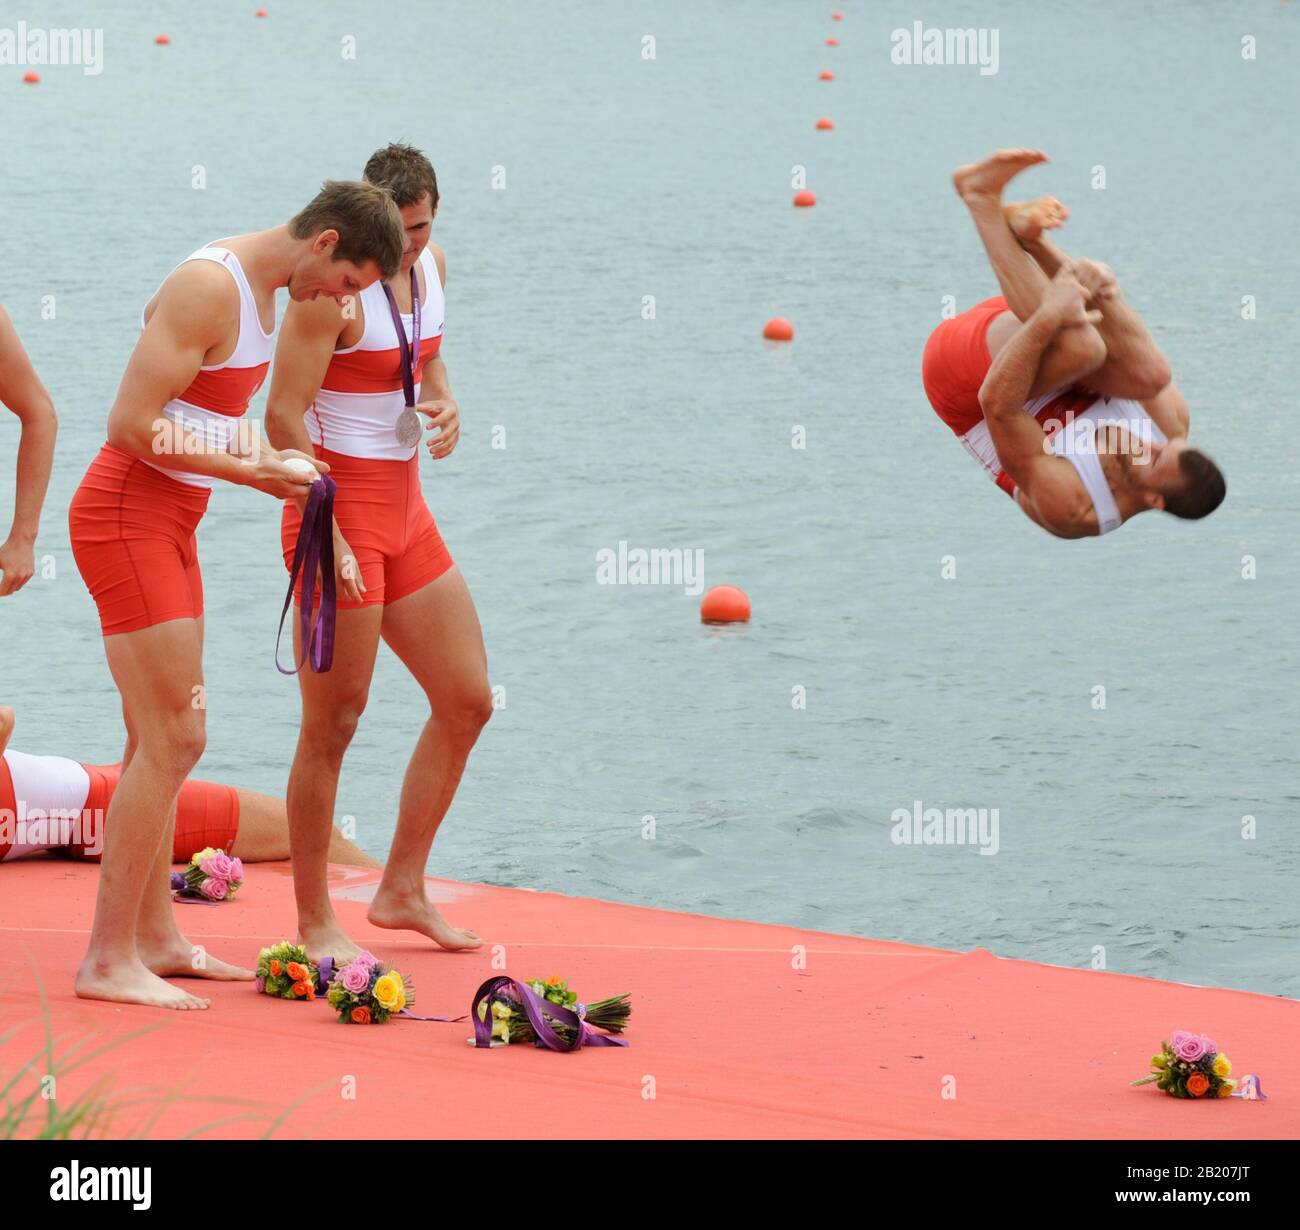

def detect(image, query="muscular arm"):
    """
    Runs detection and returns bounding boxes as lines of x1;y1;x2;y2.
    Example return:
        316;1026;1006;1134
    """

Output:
106;264;261;484
979;308;1092;535
265;295;347;457
0;308;57;595
416;244;459;459
1142;382;1189;440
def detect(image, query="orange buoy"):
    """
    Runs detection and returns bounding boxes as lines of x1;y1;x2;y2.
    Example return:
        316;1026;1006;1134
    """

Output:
815;117;834;131
255;7;268;15
826;36;839;46
701;585;751;625
832;10;844;19
793;190;816;208
819;70;834;81
155;34;171;45
22;71;40;84
763;317;794;342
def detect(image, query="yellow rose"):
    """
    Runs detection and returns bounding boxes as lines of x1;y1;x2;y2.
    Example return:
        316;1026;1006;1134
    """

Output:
492;1018;511;1044
1218;1080;1236;1098
1211;1054;1232;1078
192;847;216;866
492;1001;512;1020
373;972;405;1012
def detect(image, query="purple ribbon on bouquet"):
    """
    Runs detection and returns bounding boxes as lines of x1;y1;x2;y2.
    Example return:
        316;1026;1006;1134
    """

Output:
276;473;338;674
1231;1075;1267;1101
313;957;466;1022
471;976;628;1051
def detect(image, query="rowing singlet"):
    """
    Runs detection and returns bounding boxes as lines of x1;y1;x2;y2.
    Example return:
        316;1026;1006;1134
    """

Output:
0;750;92;861
142;246;274;487
307;246;445;461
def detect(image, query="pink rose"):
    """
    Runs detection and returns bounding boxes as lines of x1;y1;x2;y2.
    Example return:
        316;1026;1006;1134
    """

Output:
1172;1033;1212;1063
228;857;244;883
354;950;379;968
340;962;371;993
200;876;229;901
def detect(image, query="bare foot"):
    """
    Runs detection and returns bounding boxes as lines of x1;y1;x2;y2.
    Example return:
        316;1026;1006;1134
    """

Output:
299;923;363;965
953;148;1048;206
139;939;254;982
1004;195;1069;243
75;956;210;1010
367;889;482;952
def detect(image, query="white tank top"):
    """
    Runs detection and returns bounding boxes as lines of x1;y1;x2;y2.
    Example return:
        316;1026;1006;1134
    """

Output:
141;246;275;488
0;749;91;860
307;247;445;461
1049;397;1168;536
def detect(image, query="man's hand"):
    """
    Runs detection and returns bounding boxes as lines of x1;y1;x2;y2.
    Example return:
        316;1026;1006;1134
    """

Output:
1039;265;1103;329
1071;258;1118;304
418;398;460;459
332;527;366;604
240;448;331;500
0;535;35;596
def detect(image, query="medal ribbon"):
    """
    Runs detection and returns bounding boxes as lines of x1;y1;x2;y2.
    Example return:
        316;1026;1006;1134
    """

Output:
381;266;421;413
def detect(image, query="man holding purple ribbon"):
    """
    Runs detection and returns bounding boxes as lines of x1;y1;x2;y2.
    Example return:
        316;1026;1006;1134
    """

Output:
266;143;490;960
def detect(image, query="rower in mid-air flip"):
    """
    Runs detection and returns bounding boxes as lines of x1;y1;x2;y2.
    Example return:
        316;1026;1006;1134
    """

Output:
923;149;1225;538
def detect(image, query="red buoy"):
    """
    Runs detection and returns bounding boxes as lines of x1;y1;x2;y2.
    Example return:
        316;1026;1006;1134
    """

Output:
763;317;795;342
255;7;268;15
819;70;834;81
793;190;817;208
155;34;171;45
22;71;40;84
815;117;834;131
832;10;844;20
701;585;751;624
826;36;839;46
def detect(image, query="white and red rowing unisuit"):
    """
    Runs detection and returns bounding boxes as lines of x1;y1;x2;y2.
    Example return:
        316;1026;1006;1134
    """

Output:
142;246;274;487
308;246;445;460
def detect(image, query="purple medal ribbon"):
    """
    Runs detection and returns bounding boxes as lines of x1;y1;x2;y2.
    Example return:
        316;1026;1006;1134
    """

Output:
381;267;421;410
471;976;628;1051
275;473;338;673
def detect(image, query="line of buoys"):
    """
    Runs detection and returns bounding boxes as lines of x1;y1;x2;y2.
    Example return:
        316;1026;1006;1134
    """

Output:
815;117;834;131
155;34;171;45
22;70;39;84
793;190;817;208
820;70;834;81
763;316;795;342
700;585;751;624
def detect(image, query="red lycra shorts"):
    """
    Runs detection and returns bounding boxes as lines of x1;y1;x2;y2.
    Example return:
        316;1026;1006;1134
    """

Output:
281;445;454;609
69;444;211;635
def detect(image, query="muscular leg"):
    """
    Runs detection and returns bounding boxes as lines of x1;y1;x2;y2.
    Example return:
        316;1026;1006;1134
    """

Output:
287;604;384;962
75;620;213;1009
1005;218;1173;399
367;566;491;951
954;150;1107;394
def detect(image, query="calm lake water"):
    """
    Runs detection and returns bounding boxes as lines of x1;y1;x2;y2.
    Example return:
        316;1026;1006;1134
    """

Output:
2;2;1297;997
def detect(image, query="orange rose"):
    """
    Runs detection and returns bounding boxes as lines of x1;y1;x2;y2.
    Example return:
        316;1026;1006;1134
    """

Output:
351;1006;371;1024
546;976;561;987
286;962;307;981
292;980;313;998
1187;1072;1210;1097
269;959;283;976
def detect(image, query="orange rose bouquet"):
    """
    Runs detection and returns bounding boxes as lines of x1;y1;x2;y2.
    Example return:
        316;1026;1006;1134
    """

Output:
254;941;318;1002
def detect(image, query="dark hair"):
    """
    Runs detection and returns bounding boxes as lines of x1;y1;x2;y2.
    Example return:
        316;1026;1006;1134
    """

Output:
1164;448;1226;519
363;142;439;210
288;180;404;279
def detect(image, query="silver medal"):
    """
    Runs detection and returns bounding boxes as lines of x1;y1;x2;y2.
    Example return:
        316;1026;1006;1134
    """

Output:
395;405;422;448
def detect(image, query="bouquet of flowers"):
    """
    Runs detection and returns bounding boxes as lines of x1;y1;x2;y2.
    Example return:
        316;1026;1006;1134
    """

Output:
325;951;414;1024
1131;1030;1252;1099
255;942;318;1001
171;847;244;902
477;976;631;1047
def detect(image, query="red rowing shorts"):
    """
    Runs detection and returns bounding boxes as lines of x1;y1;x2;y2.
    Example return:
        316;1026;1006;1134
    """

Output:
281;445;454;609
75;763;241;862
921;295;1011;437
69;445;211;635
